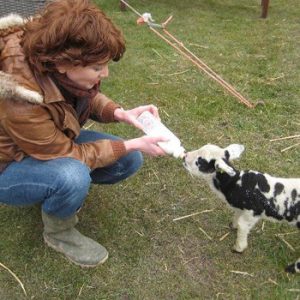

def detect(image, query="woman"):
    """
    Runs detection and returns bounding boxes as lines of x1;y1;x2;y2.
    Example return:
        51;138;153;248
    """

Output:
0;0;167;267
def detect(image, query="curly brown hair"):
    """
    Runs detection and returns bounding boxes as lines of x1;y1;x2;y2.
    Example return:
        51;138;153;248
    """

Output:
22;0;126;73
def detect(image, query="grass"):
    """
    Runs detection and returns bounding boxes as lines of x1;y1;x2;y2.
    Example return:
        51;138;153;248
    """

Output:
1;0;299;298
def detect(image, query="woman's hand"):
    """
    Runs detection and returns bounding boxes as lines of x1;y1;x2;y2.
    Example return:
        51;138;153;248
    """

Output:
124;136;168;157
114;105;160;130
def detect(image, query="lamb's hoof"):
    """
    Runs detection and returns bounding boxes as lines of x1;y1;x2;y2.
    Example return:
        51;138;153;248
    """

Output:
231;248;244;254
285;263;296;274
232;245;246;254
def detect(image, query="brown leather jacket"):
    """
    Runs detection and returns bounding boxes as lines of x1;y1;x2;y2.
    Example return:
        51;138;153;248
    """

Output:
0;15;126;172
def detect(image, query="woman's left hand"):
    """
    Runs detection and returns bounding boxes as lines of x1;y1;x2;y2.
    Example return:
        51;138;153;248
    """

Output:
114;104;160;130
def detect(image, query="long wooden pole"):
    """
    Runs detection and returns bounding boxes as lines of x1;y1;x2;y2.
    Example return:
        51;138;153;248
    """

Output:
119;0;255;108
163;29;254;108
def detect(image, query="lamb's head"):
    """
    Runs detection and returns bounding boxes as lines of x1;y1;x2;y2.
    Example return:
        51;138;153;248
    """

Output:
183;144;245;179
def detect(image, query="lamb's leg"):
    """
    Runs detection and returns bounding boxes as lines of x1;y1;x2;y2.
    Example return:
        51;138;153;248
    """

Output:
233;211;260;253
230;209;242;230
285;258;300;273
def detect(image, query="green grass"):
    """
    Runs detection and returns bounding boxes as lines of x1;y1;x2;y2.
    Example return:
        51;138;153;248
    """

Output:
1;0;299;298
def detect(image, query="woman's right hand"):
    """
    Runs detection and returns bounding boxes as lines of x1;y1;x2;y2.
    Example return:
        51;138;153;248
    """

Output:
124;136;168;157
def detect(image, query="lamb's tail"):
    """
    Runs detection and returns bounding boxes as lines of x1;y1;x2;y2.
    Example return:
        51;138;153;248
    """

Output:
285;258;300;273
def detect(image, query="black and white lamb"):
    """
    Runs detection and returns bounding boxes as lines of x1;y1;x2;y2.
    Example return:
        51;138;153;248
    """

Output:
183;143;300;273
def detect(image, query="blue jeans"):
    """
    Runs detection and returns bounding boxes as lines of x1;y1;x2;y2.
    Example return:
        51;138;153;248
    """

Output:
0;130;143;218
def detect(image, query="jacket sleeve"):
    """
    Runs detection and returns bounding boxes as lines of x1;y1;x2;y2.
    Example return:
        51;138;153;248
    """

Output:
89;92;121;123
2;101;126;170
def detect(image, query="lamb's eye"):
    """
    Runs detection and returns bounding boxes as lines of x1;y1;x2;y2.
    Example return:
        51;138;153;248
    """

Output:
197;158;216;173
195;157;202;166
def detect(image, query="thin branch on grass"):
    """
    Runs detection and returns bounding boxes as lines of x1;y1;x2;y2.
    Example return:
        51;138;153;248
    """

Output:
173;209;214;221
161;15;173;28
183;256;200;265
164;263;168;271
83;122;95;130
159;28;255;108
288;289;300;293
281;142;300;153
160;109;170;117
216;292;227;299
268;278;279;285
270;134;300;142
276;234;296;252
177;245;185;254
150;169;159;181
152;48;163;59
268;74;285;81
198;226;213;240
160;184;167;192
145;181;160;186
167;69;190;76
120;0;255;108
261;221;265;231
230;270;254;277
277;231;298;236
219;232;230;241
0;262;27;296
77;283;85;299
134;230;145;237
188;43;209;49
217;134;224;141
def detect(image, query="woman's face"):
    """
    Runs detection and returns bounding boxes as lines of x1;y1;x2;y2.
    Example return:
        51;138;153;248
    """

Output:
58;62;109;89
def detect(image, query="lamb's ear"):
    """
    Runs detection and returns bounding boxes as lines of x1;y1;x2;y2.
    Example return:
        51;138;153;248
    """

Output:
225;144;245;160
215;159;236;176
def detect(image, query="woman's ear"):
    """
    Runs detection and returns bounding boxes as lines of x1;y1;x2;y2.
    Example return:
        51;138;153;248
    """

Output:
56;66;66;74
55;63;68;74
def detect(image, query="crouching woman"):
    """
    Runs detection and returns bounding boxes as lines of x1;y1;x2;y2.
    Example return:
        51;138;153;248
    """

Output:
0;0;166;267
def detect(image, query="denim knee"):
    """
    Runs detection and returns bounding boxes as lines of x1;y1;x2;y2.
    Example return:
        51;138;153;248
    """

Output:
91;150;143;184
126;151;143;177
42;158;91;218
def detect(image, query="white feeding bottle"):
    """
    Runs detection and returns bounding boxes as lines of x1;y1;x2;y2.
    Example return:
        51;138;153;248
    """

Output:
137;111;185;159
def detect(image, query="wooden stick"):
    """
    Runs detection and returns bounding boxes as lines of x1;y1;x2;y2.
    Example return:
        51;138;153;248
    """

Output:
77;283;85;298
268;278;278;286
162;15;173;28
261;221;265;231
276;235;295;252
281;142;300;153
120;0;142;17
120;0;255;108
219;232;230;241
150;27;254;108
163;29;254;108
173;209;214;221
230;270;254;277
288;289;300;293
198;226;213;240
270;134;300;142
277;231;298;236
83;121;95;130
0;262;27;296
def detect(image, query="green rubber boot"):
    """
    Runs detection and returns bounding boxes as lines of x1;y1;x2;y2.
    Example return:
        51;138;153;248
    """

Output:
42;211;108;267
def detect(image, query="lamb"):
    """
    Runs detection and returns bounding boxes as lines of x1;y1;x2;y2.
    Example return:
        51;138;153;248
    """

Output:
183;143;300;273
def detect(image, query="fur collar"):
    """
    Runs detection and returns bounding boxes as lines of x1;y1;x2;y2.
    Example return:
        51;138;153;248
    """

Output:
0;14;24;30
0;72;43;104
0;14;43;104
